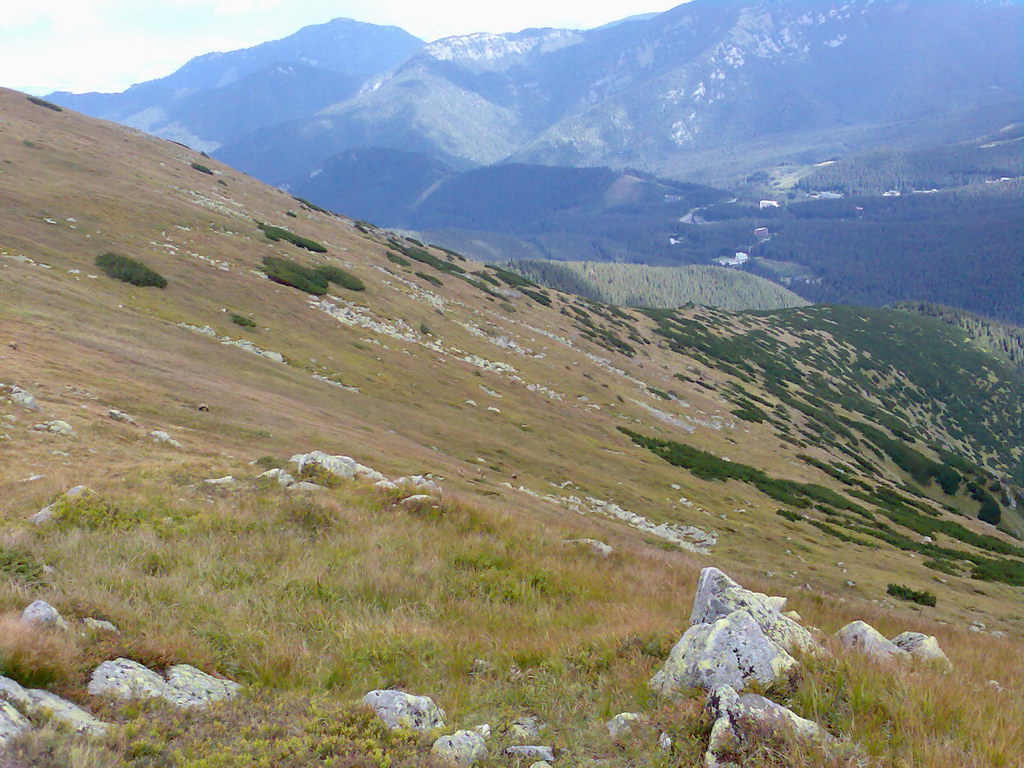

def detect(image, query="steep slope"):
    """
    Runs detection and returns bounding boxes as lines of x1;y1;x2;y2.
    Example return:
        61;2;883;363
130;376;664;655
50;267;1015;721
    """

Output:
48;18;424;151
215;0;1022;183
2;88;1024;765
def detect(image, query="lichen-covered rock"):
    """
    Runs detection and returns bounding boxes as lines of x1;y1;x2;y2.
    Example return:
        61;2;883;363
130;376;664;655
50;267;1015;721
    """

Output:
375;479;399;490
431;730;488;766
891;632;951;668
33;420;73;436
504;746;555;762
26;689;108;736
289;481;324;492
705;685;826;768
400;494;436;508
0;700;30;746
691;568;816;653
0;677;33;712
83;617;119;633
108;409;137;424
564;539;613;557
836;621;907;660
606;712;643;739
21;600;67;630
290;451;357;480
651;609;796;694
508;715;544;742
88;658;240;708
362;690;445;731
9;386;38;411
354;464;387;483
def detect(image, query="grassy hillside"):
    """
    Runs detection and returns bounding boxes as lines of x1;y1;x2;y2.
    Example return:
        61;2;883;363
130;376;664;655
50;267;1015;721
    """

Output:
512;261;809;312
1;88;1023;767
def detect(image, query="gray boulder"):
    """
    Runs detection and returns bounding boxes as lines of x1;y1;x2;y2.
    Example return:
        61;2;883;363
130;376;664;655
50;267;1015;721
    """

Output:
400;494;436;508
651;609;796;694
0;676;108;737
88;658;241;708
289;481;324;492
83;618;119;633
705;685;826;768
431;729;488;766
291;451;357;480
21;600;67;630
30;485;90;526
257;468;295;487
691;567;816;652
362;689;445;731
836;621;907;660
107;409;137;425
34;420;73;436
504;745;555;762
508;715;543;741
891;632;951;668
9;387;38;411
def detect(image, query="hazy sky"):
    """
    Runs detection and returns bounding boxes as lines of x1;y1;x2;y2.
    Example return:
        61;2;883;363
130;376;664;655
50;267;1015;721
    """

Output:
2;0;686;95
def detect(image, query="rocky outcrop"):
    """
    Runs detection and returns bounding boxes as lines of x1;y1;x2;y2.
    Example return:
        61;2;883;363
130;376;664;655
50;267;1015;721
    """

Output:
362;689;445;731
291;451;358;480
651;609;797;694
88;658;241;708
0;701;30;746
508;715;544;741
836;621;906;661
705;685;827;768
431;730;488;766
691;568;816;652
891;632;951;668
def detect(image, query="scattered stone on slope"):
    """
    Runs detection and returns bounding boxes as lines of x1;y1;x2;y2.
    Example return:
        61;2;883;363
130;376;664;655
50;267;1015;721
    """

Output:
431;729;488;766
21;600;67;630
836;621;907;660
400;494;436;508
257;468;295;487
651;609;797;695
508;715;544;742
891;631;951;668
504;745;555;762
203;475;236;487
83;617;119;633
107;409;137;425
7;386;39;411
691;567;816;652
33;420;73;436
88;658;241;708
151;430;183;448
564;538;613;557
30;485;91;525
704;685;827;768
606;712;643;739
362;690;446;731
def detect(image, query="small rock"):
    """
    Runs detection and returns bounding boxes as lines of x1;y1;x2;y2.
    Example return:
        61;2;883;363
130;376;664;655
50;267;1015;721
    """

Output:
431;730;488;766
164;664;242;707
204;475;236;487
362;690;445;731
289;481;324;492
107;409;137;425
83;618;119;634
658;731;672;751
21;600;67;630
25;689;108;736
836;621;906;660
33;420;72;436
468;659;494;676
504;746;555;762
891;632;951;668
508;715;543;742
9;387;38;411
400;494;436;508
374;479;399;491
606;712;643;739
529;763;552;768
564;538;613;557
986;680;1003;692
151;430;183;448
395;475;440;492
257;468;295;487
473;723;491;739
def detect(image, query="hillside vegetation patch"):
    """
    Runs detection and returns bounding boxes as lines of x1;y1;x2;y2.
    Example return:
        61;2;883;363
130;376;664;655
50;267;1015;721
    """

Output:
257;223;327;253
95;253;167;288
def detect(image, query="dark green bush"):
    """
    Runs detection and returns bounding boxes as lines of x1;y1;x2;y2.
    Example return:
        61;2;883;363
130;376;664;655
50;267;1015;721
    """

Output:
95;253;167;288
314;265;365;292
257;223;327;253
26;96;62;112
386;252;411;267
230;313;256;328
887;583;936;606
262;256;327;295
415;272;443;287
190;162;214;175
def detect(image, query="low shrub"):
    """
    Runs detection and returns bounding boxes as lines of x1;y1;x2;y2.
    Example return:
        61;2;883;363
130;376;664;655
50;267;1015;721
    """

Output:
886;583;937;606
257;223;326;253
26;96;62;112
261;257;327;295
385;252;411;267
95;253;167;288
314;265;365;292
230;314;256;328
415;272;443;287
0;547;44;586
190;162;213;175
